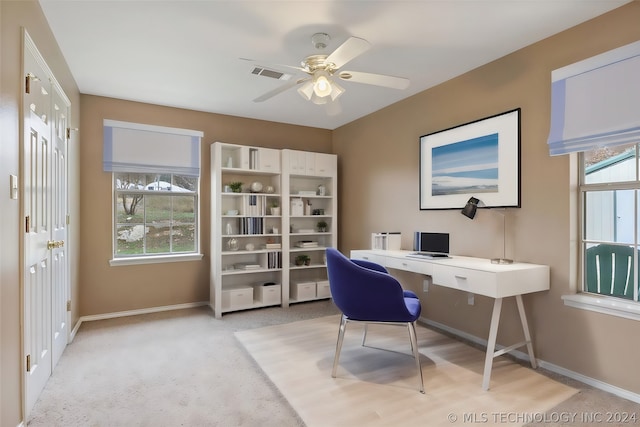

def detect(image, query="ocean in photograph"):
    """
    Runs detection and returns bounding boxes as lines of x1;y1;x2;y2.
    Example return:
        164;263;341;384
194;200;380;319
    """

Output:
431;133;499;196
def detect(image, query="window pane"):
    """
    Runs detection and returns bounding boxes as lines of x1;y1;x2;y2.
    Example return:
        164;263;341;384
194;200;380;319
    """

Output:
115;173;144;190
116;194;145;223
116;224;146;255
173;196;196;252
147;223;171;253
174;175;197;192
585;190;635;243
583;144;637;184
173;224;196;252
584;243;637;300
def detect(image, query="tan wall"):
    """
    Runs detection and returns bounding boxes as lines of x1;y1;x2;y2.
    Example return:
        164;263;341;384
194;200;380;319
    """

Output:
333;2;640;394
79;95;332;316
0;1;81;426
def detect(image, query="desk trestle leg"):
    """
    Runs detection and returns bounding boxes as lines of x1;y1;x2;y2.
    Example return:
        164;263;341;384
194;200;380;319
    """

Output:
482;295;538;391
483;298;503;390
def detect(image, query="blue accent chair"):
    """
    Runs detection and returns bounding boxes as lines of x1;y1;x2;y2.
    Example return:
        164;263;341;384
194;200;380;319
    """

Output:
325;248;425;393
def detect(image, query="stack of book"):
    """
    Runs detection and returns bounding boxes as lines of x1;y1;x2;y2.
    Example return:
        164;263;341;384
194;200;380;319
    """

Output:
296;240;318;248
263;242;282;249
235;263;261;270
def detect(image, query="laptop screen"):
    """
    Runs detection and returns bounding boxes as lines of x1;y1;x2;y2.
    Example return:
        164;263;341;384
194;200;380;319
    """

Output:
418;232;449;254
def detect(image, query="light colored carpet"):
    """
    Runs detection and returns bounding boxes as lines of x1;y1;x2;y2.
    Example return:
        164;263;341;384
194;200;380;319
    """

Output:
27;301;639;426
236;315;579;427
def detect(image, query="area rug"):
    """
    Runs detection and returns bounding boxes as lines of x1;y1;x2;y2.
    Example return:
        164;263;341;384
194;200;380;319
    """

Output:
235;315;578;427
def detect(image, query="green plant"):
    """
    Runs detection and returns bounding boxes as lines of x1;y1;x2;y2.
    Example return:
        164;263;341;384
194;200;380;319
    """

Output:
228;182;243;193
295;254;310;266
317;220;328;231
270;199;279;208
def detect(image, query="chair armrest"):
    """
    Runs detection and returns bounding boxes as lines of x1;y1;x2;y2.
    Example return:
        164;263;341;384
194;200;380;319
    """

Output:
351;258;389;274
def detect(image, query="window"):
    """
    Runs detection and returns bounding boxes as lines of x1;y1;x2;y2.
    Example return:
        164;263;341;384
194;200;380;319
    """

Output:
103;120;203;264
549;41;640;319
580;143;640;304
114;173;198;257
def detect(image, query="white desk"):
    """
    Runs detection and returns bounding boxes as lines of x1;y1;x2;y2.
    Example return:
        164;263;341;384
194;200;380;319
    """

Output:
350;249;550;390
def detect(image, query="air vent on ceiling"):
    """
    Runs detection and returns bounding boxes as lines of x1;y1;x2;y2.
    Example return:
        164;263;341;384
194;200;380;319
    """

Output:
251;66;291;81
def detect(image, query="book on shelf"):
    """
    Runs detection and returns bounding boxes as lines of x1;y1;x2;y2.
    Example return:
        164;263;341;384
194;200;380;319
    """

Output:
296;241;318;248
267;251;282;269
296;228;315;233
263;243;282;249
297;190;316;196
235;263;261;270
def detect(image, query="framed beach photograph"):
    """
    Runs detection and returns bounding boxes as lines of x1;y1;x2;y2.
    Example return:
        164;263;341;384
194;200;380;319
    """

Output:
419;108;521;210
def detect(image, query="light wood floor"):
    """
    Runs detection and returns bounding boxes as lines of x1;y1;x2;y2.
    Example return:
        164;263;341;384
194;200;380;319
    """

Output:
236;315;577;427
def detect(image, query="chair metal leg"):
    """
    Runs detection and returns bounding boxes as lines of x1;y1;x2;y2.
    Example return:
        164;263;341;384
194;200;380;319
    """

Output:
332;314;348;378
362;323;368;346
408;321;425;394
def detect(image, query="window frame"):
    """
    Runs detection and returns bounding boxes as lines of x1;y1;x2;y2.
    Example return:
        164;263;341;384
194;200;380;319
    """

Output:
562;147;640;321
109;173;203;266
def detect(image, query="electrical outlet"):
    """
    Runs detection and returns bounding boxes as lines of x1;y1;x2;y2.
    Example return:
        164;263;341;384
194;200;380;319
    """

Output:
423;277;432;292
467;292;475;305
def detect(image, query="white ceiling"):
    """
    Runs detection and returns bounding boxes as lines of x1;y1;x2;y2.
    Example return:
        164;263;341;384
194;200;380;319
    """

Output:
39;0;630;130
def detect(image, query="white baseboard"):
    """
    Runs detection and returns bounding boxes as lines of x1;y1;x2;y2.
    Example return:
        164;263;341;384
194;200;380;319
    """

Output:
420;316;640;404
69;301;209;342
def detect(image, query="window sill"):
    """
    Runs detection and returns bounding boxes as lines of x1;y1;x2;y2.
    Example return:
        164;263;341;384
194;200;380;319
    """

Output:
562;293;640;321
109;253;203;267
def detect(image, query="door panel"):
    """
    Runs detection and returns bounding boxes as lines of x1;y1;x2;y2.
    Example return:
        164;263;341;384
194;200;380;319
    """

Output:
51;85;69;368
24;102;52;415
22;31;70;418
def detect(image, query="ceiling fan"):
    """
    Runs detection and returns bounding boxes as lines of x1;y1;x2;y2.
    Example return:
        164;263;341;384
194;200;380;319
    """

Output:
252;33;410;113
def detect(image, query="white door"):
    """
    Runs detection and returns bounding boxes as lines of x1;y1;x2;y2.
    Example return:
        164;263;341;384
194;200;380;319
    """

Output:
51;83;70;368
22;31;70;417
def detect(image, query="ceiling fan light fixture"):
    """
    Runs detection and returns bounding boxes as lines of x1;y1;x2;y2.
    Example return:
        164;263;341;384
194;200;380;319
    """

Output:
312;71;332;98
297;80;314;101
329;80;345;101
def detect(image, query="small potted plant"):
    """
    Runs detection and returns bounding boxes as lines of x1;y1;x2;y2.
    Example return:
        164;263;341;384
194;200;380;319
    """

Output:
317;220;328;232
295;254;311;266
270;200;280;216
229;182;243;193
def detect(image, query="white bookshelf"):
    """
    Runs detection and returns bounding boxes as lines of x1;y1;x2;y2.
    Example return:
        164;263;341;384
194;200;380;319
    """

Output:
210;143;337;318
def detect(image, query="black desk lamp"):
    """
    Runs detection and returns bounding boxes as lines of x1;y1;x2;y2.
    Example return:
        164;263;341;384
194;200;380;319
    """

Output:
461;196;513;264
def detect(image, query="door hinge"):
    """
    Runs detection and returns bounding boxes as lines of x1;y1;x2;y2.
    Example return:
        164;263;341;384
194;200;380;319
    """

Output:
67;127;78;140
25;215;30;233
25;73;39;94
67;300;71;312
26;354;31;372
66;214;70;225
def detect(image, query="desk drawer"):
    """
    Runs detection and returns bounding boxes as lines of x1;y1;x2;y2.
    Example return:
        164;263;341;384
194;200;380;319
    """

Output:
385;256;432;275
431;265;497;296
350;251;385;265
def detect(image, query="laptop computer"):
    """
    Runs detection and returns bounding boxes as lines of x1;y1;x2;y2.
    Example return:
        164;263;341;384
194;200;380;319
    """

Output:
409;232;450;258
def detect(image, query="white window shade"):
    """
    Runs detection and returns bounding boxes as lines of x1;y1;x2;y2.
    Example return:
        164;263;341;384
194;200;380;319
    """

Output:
103;120;203;176
547;40;640;156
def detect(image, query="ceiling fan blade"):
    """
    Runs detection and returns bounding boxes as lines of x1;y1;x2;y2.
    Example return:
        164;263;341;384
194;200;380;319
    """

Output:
240;57;307;73
325;37;371;69
338;70;410;90
253;78;308;102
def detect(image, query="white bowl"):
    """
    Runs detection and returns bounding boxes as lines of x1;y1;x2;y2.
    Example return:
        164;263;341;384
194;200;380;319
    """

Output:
226;210;239;216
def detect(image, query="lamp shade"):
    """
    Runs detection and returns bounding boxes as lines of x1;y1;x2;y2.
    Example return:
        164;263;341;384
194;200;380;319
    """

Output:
461;197;480;219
